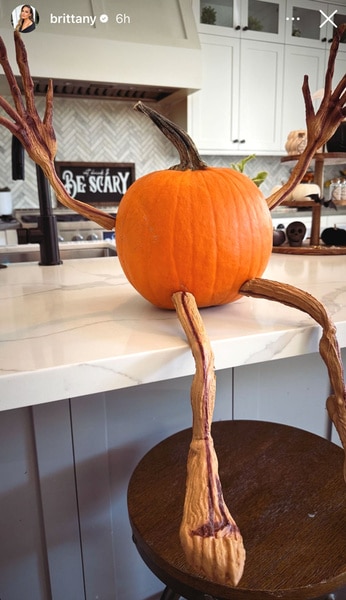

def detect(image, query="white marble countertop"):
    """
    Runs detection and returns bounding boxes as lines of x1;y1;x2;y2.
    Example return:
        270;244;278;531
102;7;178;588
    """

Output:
1;253;346;411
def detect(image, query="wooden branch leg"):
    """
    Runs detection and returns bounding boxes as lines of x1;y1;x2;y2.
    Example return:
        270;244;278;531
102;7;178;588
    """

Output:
172;291;246;587
240;278;346;482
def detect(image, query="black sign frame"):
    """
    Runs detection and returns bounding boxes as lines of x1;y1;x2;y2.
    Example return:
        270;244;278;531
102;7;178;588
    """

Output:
55;161;135;207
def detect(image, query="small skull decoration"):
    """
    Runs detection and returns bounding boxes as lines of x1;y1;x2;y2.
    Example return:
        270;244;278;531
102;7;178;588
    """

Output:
286;221;306;247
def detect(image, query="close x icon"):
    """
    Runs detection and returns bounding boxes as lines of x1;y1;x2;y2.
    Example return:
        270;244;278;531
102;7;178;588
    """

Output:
319;9;337;29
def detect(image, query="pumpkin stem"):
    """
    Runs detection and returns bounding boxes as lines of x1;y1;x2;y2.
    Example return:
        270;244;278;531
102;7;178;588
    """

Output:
134;101;207;171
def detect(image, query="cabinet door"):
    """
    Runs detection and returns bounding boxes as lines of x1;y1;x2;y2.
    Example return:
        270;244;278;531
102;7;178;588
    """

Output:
196;0;242;36
285;0;330;47
233;353;331;438
188;35;240;152
189;35;284;154
333;50;346;92
285;1;346;51
281;41;345;150
243;0;285;42
235;39;284;153
281;45;325;150
195;0;285;41
329;4;346;52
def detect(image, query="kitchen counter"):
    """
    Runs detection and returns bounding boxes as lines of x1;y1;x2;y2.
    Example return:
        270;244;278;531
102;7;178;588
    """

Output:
1;252;346;600
1;253;346;412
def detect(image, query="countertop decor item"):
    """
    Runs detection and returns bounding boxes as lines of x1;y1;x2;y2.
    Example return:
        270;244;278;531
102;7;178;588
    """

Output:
115;104;272;309
0;25;345;589
286;221;307;246
285;130;307;155
321;225;346;247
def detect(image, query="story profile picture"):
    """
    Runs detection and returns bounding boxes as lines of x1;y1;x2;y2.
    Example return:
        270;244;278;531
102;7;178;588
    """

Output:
11;4;39;33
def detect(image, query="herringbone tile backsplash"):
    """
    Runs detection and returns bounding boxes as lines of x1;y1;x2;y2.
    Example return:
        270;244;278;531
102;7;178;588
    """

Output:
0;96;341;209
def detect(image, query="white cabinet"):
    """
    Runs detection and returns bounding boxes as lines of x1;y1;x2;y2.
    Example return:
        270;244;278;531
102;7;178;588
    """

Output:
285;0;346;51
0;372;233;600
194;0;286;42
233;352;333;437
188;33;284;154
188;35;238;153
189;0;346;155
281;0;346;148
281;44;326;139
0;348;342;598
281;39;346;144
235;38;284;153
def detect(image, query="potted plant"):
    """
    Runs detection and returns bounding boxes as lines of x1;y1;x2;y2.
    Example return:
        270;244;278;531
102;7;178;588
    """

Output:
201;5;217;25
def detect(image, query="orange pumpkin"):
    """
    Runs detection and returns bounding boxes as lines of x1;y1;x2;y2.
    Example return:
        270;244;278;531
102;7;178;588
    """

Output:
116;104;272;309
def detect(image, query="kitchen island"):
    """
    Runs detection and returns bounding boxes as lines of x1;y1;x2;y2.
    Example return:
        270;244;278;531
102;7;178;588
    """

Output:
0;253;346;600
2;253;346;410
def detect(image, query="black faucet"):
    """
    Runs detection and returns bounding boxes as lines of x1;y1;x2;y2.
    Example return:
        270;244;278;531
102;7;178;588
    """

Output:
13;136;62;265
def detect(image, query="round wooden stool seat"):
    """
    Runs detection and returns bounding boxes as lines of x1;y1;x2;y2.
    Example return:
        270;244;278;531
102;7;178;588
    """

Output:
127;420;346;600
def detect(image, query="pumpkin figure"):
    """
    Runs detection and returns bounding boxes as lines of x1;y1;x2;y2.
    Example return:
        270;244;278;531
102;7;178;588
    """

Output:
116;104;272;309
1;28;346;590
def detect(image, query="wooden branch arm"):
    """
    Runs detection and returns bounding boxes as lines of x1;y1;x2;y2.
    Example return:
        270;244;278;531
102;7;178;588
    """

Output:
41;161;115;230
0;34;25;117
266;23;346;210
240;278;346;481
0;32;114;231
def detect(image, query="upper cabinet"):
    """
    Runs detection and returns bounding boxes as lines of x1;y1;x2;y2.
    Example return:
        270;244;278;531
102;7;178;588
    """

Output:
282;0;346;140
195;0;286;42
188;34;284;154
285;0;346;51
189;0;346;155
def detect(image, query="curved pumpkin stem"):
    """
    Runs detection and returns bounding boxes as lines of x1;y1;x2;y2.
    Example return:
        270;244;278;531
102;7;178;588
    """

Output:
134;101;207;171
240;278;346;482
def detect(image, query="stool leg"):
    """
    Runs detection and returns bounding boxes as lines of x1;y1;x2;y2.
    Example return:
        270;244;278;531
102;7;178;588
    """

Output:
160;587;181;600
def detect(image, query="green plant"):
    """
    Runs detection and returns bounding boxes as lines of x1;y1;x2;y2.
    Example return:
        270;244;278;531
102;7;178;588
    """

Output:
230;154;268;187
248;16;263;31
201;5;217;25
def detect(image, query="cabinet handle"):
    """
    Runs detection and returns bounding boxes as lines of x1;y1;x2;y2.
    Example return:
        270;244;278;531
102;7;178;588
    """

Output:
328;38;333;43
240;139;246;144
321;37;327;42
232;139;239;143
235;25;241;30
242;26;248;31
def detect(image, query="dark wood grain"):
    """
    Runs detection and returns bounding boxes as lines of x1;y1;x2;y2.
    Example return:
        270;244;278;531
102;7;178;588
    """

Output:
272;246;346;255
127;420;346;600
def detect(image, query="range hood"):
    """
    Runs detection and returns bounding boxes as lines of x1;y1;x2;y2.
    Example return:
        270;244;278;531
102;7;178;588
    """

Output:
0;0;202;103
22;78;180;103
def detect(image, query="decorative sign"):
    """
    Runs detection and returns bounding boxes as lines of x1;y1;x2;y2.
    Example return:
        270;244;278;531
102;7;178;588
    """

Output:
55;162;135;206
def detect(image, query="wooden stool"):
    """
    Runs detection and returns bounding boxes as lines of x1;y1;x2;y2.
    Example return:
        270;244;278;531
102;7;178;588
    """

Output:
128;420;346;600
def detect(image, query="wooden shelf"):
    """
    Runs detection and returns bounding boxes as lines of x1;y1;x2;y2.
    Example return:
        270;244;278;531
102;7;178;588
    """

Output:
279;200;316;208
275;153;346;254
273;245;346;255
281;152;346;167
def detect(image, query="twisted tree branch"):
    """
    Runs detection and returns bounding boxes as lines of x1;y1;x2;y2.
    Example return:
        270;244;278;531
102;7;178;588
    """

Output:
0;32;115;230
266;23;346;210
